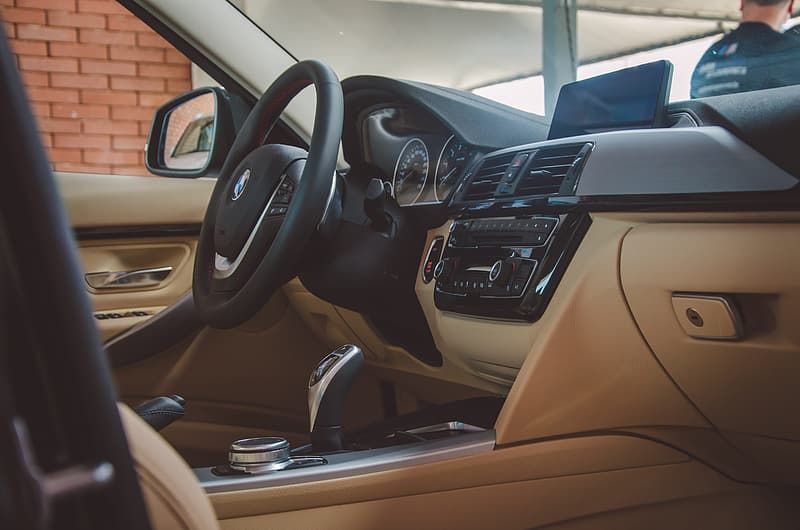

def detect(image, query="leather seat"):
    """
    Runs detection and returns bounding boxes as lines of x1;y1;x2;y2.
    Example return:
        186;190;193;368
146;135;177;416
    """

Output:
118;404;220;530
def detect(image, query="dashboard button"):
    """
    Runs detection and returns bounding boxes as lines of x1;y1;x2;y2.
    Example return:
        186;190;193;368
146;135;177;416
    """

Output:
511;279;526;296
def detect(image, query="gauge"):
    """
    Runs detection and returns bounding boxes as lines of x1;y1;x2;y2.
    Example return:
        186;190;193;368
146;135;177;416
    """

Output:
393;138;429;206
435;136;471;202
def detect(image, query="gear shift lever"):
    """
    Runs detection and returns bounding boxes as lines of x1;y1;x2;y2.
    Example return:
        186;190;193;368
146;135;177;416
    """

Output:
308;344;364;452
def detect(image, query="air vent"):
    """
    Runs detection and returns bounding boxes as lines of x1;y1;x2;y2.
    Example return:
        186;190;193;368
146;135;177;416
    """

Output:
461;152;516;201
515;144;587;197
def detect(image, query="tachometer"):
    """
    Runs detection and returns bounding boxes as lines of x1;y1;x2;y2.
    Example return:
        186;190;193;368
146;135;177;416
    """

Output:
435;136;471;202
393;138;429;206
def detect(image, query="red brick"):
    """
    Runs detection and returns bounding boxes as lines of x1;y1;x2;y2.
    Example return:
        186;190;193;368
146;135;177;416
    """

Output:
52;102;109;119
111;105;157;122
0;0;15;6
82;118;137;135
17;24;76;42
107;14;148;32
56;161;111;173
54;133;109;149
1;7;46;24
77;0;126;15
112;165;149;176
112;135;146;150
84;149;141;165
51;72;107;89
137;92;172;107
40;132;53;148
109;45;162;63
27;86;80;103
50;41;108;59
80;58;135;76
138;62;188;79
30;101;50;116
166;78;190;92
81;89;136;105
136;32;170;49
49;148;83;163
79;28;134;46
37;117;81;133
17;0;75;9
4;22;15;39
163;48;187;65
19;55;78;73
110;75;163;92
48;10;105;28
139;121;151;136
20;69;49;87
11;39;48;56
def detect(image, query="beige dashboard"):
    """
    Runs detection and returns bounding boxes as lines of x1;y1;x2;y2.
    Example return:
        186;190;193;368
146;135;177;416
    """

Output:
411;210;800;485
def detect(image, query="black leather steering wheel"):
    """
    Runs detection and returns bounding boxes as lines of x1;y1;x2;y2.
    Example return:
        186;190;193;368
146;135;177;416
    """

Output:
193;60;343;328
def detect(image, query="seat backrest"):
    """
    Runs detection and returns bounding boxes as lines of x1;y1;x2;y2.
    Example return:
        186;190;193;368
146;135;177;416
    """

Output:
118;404;220;530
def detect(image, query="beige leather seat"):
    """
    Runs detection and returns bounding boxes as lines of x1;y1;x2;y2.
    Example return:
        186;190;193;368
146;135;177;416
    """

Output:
118;404;220;530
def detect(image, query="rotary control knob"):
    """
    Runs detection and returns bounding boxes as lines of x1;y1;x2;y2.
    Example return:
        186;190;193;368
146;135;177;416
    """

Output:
489;259;514;286
229;437;292;474
433;259;454;283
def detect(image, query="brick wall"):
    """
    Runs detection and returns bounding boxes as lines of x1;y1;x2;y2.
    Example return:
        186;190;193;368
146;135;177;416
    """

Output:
0;0;193;176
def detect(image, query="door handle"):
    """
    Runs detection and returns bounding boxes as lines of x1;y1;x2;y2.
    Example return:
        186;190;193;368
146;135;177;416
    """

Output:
85;266;173;290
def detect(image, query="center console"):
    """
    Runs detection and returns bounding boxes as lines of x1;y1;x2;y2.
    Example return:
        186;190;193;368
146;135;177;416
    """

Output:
429;214;591;321
192;345;502;493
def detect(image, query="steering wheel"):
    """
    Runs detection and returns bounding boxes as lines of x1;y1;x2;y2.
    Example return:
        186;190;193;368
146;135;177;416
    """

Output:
193;60;343;328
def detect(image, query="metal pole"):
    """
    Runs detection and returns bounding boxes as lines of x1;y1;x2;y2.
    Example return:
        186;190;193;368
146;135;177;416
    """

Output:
543;0;577;117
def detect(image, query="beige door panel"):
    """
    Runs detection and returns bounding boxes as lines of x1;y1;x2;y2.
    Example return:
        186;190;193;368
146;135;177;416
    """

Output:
55;171;214;339
77;237;197;340
56;171;215;229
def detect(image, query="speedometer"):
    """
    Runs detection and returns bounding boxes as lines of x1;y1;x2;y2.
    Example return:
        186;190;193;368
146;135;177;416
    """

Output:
435;136;471;202
393;138;429;206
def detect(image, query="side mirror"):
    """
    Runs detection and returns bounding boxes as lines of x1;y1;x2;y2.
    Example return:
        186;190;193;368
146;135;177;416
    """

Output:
145;87;236;178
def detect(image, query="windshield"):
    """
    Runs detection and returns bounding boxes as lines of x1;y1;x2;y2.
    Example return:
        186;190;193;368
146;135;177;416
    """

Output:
230;0;800;116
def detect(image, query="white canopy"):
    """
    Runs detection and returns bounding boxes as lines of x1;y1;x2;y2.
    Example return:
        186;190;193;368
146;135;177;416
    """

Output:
232;0;797;90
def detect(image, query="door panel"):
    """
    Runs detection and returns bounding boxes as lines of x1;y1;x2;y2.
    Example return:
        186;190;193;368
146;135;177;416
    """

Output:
56;171;214;338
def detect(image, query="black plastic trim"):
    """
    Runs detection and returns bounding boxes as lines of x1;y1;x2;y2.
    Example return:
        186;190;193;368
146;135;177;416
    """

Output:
74;224;201;241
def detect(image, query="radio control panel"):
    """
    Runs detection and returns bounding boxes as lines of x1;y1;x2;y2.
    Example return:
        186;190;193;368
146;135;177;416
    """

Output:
431;214;588;321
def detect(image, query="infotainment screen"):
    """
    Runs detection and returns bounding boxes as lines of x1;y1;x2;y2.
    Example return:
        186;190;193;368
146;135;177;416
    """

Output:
548;60;674;140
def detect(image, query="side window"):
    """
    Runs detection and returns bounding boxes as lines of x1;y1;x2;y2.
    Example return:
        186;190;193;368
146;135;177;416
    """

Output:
1;0;196;176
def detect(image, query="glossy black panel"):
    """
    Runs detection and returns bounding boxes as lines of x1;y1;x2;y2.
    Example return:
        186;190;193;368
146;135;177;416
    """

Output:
434;214;590;322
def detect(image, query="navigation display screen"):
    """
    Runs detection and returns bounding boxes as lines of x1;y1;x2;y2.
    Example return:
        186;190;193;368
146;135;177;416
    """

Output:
548;60;673;140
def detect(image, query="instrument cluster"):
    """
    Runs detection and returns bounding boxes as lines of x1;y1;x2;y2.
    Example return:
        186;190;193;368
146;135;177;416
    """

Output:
361;106;481;207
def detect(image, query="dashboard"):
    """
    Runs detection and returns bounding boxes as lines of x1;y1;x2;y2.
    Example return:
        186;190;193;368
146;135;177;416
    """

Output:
360;106;482;206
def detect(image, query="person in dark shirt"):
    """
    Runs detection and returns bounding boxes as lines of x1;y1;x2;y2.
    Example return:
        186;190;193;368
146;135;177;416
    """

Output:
691;0;800;98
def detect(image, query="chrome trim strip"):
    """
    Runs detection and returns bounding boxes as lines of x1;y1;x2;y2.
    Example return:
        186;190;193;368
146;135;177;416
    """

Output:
197;430;495;494
316;170;337;230
214;175;286;279
85;266;172;289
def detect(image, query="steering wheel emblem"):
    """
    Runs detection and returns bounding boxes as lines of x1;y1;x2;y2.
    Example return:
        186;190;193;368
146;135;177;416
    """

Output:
232;169;251;201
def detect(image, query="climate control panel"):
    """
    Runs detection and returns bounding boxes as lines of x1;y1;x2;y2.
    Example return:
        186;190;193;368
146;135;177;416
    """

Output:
432;214;589;321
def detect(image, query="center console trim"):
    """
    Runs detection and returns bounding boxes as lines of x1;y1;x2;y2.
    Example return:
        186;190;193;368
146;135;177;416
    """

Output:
196;429;495;493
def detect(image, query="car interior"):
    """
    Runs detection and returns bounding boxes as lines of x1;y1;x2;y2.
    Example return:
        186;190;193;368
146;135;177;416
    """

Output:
1;0;800;529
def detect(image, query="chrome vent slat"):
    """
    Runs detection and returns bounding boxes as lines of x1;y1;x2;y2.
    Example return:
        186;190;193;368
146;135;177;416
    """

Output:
460;143;590;202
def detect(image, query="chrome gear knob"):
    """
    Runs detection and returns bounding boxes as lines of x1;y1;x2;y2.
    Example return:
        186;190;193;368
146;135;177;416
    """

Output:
308;344;364;452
